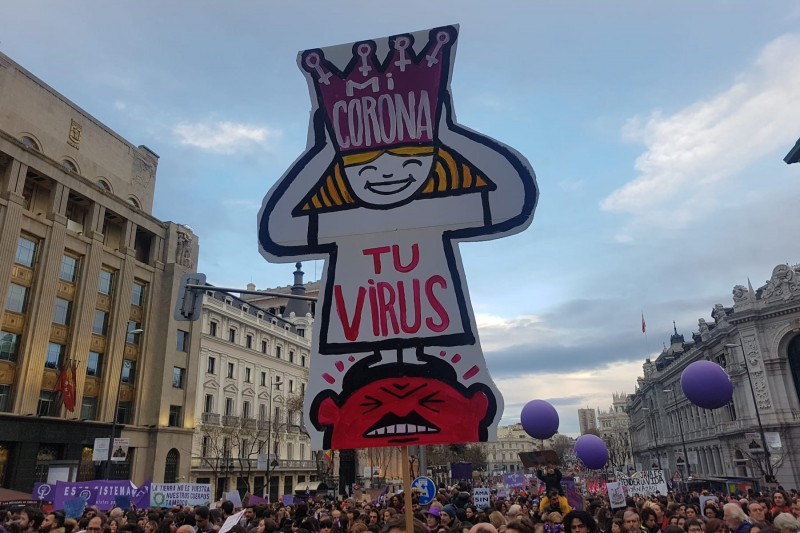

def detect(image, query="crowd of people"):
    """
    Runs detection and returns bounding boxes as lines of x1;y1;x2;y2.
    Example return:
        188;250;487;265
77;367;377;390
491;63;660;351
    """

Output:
4;473;800;533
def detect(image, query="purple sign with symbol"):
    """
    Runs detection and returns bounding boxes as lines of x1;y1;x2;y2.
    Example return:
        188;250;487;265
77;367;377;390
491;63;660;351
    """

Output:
53;480;150;511
503;472;525;488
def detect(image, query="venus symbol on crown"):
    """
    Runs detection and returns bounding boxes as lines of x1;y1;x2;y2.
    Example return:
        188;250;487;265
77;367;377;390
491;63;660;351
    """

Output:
258;25;538;450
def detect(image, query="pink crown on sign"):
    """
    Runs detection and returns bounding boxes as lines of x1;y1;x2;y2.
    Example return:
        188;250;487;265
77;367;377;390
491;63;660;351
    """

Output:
301;26;458;155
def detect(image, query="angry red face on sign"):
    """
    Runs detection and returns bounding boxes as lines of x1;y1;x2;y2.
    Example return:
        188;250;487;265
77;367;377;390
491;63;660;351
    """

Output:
311;355;494;449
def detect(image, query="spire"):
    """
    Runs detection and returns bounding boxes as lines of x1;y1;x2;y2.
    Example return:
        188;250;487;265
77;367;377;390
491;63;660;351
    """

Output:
673;320;678;335
747;277;756;299
283;262;310;318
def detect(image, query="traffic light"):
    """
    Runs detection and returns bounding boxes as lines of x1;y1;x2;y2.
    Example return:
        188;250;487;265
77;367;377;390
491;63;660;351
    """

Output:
174;272;206;322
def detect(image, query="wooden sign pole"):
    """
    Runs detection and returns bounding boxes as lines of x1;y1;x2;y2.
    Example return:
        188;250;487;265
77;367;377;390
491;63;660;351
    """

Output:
402;446;414;533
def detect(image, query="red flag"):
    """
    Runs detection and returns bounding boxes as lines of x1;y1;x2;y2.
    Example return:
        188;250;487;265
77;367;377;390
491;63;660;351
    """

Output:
641;314;646;334
63;361;77;412
54;362;67;394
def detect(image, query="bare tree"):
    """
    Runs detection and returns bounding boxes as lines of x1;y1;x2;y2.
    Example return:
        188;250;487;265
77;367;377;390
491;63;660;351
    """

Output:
602;432;630;468
425;444;487;472
199;417;272;496
735;430;787;482
552;434;573;462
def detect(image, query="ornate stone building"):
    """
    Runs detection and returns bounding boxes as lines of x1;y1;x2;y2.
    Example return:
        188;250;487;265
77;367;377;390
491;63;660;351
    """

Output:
191;271;316;501
597;393;633;469
0;52;201;490
482;423;552;475
628;263;800;487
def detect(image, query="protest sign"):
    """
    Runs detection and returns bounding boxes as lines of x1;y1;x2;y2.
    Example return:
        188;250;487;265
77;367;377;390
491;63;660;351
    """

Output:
150;483;212;507
63;497;86;519
700;495;719;515
503;472;525;489
225;490;243;508
473;488;491;510
54;480;138;511
607;482;626;509
563;476;583;511
93;438;110;462
615;470;668;496
257;24;538;451
32;482;54;503
248;495;269;505
219;510;246;533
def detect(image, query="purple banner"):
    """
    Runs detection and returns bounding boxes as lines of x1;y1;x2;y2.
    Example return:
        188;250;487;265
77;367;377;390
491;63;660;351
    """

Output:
53;480;150;511
562;476;583;511
32;482;56;502
503;472;525;488
451;462;473;481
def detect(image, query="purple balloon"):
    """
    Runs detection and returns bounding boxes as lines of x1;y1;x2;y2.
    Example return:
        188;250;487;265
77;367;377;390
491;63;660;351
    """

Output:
681;360;733;409
520;399;559;440
575;434;609;470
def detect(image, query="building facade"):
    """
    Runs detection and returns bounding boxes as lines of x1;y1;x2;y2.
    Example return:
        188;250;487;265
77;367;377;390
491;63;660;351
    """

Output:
482;423;552;474
0;52;201;490
597;393;633;469
191;284;316;501
578;408;598;435
628;263;800;487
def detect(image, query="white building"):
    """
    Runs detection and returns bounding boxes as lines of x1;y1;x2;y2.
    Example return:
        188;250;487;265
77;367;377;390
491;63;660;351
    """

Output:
190;276;316;501
483;423;551;474
597;392;633;468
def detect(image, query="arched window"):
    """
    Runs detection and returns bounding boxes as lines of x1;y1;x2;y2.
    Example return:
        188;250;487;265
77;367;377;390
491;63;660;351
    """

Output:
96;179;112;192
61;160;78;173
787;335;800;403
164;448;180;483
20;136;40;151
128;197;141;209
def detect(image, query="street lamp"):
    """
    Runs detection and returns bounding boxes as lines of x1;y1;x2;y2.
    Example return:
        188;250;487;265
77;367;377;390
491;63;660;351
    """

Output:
663;388;691;479
725;340;775;483
105;328;143;479
641;407;662;470
265;376;282;500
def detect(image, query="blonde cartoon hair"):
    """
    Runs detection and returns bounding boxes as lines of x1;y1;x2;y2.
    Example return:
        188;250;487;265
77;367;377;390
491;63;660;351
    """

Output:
294;145;495;214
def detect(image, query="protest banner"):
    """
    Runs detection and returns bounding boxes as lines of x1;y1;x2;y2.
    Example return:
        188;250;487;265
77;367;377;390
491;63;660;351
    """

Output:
563;476;583;511
607;481;626;509
219;510;246;533
150;483;212;507
93;438;110;462
257;24;538;452
473;488;491;509
225;490;243;508
111;438;130;462
503;472;525;489
53;480;140;511
614;469;668;496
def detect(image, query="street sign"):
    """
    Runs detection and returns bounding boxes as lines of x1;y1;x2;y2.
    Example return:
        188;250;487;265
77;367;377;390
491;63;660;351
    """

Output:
411;476;436;505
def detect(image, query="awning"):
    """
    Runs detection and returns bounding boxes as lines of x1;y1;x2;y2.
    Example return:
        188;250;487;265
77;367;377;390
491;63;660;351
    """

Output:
294;482;328;493
0;487;37;503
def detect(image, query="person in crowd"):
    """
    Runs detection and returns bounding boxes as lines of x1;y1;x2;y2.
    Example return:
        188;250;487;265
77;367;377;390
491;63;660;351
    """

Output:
622;511;642;533
540;491;572;517
506;519;536;533
771;494;792;520
772;513;800;533
723;503;753;533
440;506;460;533
563;511;598;533
487;512;505;532
537;465;564;496
640;509;660;533
609;519;624;533
703;519;727;533
425;508;442;533
40;513;66;533
685;519;704;533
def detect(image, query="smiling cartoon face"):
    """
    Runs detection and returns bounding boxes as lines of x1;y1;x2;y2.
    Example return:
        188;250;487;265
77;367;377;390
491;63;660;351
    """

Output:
344;152;434;207
314;374;489;448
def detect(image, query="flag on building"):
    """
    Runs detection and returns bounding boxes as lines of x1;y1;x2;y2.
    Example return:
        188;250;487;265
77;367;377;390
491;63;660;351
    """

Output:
55;359;78;412
323;449;333;462
641;314;646;334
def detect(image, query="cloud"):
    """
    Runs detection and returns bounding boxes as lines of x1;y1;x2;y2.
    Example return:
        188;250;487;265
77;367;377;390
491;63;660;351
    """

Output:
601;33;800;226
173;120;281;154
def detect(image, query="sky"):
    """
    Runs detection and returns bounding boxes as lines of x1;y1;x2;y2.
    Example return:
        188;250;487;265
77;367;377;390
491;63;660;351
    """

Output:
3;1;800;436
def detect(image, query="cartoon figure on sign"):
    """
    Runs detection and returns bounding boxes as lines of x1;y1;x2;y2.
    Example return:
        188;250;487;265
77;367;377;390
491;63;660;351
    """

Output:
258;25;538;450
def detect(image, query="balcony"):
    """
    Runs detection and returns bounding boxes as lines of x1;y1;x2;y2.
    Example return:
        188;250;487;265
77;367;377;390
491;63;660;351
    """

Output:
202;413;220;425
222;415;240;427
243;418;257;430
257;420;271;431
191;456;317;471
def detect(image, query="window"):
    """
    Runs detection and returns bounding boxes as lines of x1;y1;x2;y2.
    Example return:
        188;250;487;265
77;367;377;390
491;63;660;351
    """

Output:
242;401;251;419
202;436;210;457
59;255;79;283
207;356;216;374
259;404;267;421
204;394;214;413
225;398;234;416
287;442;294;460
92;310;108;335
116;401;132;424
0;385;11;412
87;352;103;377
246;334;253;349
289;379;294;393
260;372;267;386
210;321;218;337
227;362;235;379
297;328;305;337
45;343;65;370
0;332;20;362
245;367;252;383
131;282;145;306
301;355;306;367
177;330;189;352
6;284;28;313
53;298;72;325
172;367;186;388
261;340;268;354
98;270;114;295
20;136;39;150
164;449;180;483
126;322;142;344
121;359;136;383
301;382;305;395
37;390;57;416
61;159;78;172
289;351;295;364
15;237;37;267
80;397;97;420
276;346;282;359
228;328;236;343
168;405;182;427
